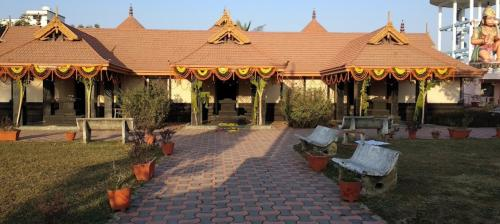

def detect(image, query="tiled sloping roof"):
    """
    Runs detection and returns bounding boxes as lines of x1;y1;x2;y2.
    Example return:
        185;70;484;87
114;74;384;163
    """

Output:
173;41;285;67
116;16;145;30
0;22;483;77
320;24;484;77
0;26;128;71
302;19;327;33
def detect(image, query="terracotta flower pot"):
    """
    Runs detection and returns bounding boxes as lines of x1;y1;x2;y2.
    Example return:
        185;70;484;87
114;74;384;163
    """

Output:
0;130;20;141
144;134;155;145
339;181;362;202
448;128;471;139
107;188;131;211
132;160;155;181
65;132;76;142
408;130;417;140
161;142;175;156
307;153;330;172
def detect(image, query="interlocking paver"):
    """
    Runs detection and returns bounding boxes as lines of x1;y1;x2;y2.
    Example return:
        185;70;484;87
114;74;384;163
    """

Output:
100;128;387;223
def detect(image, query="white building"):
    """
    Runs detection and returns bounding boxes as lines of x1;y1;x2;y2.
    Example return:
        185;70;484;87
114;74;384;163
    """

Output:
0;6;65;27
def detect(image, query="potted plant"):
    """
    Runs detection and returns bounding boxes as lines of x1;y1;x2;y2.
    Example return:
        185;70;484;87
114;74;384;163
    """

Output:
129;144;158;181
338;169;362;202
107;162;133;212
159;129;175;156
120;83;171;146
406;120;419;140
448;113;473;139
306;148;331;172
431;130;441;139
0;117;20;141
64;131;76;142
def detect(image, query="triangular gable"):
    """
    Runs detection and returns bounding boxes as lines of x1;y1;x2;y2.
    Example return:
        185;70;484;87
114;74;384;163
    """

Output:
368;22;408;45
33;16;80;41
214;9;232;27
208;10;250;45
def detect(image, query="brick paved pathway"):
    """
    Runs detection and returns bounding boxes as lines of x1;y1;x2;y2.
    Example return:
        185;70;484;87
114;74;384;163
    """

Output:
109;128;384;224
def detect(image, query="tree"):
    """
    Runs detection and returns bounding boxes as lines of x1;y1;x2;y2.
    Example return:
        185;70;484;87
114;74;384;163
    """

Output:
236;20;265;32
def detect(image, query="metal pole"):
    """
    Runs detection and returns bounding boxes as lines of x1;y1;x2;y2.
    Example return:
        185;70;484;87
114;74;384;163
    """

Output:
497;0;500;16
469;0;475;62
452;0;458;58
438;6;443;51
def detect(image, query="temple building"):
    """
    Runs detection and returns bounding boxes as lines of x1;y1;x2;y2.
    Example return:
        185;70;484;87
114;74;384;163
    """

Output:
0;7;485;126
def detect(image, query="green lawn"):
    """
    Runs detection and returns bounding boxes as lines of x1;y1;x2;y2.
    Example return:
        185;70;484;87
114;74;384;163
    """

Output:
0;142;140;224
325;139;500;224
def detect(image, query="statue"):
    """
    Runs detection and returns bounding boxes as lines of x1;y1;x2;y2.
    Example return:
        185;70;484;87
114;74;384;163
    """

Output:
471;6;500;62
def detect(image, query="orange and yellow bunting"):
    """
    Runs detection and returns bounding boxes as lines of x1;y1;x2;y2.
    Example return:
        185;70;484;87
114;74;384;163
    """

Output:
175;66;187;74
259;67;274;75
81;66;96;73
353;67;364;74
57;65;71;73
196;69;209;77
237;67;250;75
10;66;24;74
217;67;229;75
34;65;47;74
415;68;427;75
393;67;406;75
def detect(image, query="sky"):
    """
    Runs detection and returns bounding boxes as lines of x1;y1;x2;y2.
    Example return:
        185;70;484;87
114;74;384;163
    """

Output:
0;0;456;50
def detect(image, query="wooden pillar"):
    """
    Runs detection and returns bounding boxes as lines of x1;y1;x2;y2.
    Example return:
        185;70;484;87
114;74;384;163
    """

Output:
104;80;113;118
12;80;23;126
42;80;53;120
353;81;360;116
391;82;399;117
336;82;345;119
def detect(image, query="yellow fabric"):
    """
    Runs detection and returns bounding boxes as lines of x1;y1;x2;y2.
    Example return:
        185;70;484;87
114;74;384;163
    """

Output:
393;67;406;75
10;66;24;74
81;66;95;73
57;65;71;73
354;67;364;74
217;67;229;75
175;66;187;74
415;68;427;75
437;68;448;75
34;65;47;74
259;67;274;75
238;67;250;75
373;69;385;77
196;69;209;77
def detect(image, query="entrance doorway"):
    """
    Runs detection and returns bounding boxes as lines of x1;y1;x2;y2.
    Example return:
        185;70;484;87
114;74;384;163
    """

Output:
214;79;238;114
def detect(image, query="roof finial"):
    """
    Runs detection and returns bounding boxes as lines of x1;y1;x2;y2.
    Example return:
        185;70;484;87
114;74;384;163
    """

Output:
55;6;59;19
400;20;405;33
425;22;429;33
387;11;392;24
312;9;317;19
129;4;133;17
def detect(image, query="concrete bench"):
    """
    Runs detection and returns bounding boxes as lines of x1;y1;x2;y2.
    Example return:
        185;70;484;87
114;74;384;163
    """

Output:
76;118;134;144
332;143;400;195
339;116;397;142
295;125;340;155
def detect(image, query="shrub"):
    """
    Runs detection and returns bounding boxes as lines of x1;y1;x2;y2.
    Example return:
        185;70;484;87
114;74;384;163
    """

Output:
281;88;333;128
120;83;171;132
428;109;500;127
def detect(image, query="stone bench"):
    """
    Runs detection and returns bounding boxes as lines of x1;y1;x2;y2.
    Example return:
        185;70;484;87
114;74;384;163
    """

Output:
295;125;340;155
339;116;398;142
76;118;134;144
332;143;400;195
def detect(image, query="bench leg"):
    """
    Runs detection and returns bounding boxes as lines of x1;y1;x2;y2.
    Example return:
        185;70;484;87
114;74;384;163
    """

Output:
121;121;129;144
361;167;398;195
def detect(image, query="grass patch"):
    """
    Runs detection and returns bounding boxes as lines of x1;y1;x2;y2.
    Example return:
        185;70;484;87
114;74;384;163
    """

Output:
325;139;500;224
0;141;153;224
